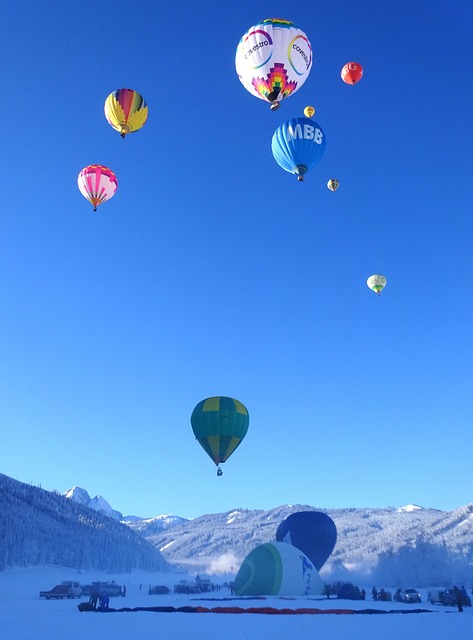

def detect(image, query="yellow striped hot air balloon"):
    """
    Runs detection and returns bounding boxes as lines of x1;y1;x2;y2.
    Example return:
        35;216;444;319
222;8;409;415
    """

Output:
104;88;148;138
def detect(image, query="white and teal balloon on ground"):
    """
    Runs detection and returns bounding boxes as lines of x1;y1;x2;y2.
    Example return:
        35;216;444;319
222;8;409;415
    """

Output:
233;541;325;596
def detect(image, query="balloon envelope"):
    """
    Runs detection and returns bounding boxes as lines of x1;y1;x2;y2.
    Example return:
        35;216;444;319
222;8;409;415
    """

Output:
233;541;325;596
104;88;148;137
77;165;118;211
235;18;312;109
367;274;387;295
303;105;315;118
341;61;363;85
276;511;337;571
191;396;249;466
327;178;339;192
272;117;326;180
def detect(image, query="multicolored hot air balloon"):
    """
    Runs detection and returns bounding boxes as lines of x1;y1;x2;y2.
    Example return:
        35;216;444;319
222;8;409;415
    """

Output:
77;165;118;212
367;274;387;295
271;116;326;181
341;61;363;85
233;542;325;596
327;178;339;192
190;396;249;475
235;18;312;111
104;89;148;138
276;511;337;571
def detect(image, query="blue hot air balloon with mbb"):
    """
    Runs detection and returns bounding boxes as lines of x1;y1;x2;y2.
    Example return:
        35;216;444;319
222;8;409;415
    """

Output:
276;511;337;571
271;116;326;181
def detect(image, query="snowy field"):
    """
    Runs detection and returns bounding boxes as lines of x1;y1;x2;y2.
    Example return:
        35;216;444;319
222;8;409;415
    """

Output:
0;566;470;640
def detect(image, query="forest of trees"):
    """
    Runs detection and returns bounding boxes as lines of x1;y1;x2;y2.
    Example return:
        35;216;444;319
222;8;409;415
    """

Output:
0;473;168;573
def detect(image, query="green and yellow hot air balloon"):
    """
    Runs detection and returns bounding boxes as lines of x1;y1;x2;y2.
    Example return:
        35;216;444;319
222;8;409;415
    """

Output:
190;396;249;476
367;274;387;296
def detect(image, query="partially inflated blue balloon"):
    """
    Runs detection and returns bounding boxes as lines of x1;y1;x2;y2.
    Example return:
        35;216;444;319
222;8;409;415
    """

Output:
276;511;337;571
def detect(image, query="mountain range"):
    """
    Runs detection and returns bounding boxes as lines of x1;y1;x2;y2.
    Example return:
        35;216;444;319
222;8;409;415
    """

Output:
63;484;473;586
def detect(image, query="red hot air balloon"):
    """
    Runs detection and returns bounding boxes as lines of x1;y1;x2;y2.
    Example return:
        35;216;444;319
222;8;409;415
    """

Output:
341;61;363;85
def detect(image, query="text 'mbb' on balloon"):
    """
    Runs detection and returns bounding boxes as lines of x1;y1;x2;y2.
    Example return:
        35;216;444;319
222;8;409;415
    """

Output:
272;117;326;181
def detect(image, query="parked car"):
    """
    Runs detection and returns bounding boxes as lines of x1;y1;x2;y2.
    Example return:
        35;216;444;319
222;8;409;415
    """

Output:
430;589;471;607
81;581;124;597
39;582;81;599
399;588;421;603
148;585;170;595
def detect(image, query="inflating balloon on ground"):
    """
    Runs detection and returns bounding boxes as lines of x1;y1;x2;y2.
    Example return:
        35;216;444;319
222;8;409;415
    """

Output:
276;511;337;571
233;541;325;596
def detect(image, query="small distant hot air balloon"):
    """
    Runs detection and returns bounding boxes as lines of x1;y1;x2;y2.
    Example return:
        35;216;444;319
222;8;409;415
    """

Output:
341;61;363;85
77;165;118;212
367;274;387;296
235;19;312;111
272;116;326;181
303;105;315;118
104;89;148;138
327;178;339;192
191;396;249;476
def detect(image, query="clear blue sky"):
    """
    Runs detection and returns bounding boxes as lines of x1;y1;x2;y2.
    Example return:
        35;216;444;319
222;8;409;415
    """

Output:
1;0;472;519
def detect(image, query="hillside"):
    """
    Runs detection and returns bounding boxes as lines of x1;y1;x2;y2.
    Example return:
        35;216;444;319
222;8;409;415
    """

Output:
0;473;168;573
140;504;473;585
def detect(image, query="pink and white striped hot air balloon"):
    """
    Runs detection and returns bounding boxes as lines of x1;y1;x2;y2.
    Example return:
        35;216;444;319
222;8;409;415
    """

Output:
77;165;118;212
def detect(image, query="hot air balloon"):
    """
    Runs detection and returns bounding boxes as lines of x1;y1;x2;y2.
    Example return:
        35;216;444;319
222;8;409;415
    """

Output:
303;105;315;118
104;89;148;138
341;61;363;85
77;165;118;212
276;511;337;571
367;274;387;295
327;178;339;192
190;396;249;476
235;19;312;111
272;116;326;181
233;542;325;596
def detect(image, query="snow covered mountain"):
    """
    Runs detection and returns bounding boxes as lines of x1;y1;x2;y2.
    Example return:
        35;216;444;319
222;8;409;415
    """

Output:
137;504;473;585
62;485;473;585
63;486;187;533
3;473;473;585
0;474;168;573
64;486;123;520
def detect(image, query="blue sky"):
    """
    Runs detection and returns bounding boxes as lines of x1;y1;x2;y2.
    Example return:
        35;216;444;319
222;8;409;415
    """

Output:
1;0;472;519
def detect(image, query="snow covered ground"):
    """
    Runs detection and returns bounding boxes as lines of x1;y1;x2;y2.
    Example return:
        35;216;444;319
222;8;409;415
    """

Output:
0;566;470;640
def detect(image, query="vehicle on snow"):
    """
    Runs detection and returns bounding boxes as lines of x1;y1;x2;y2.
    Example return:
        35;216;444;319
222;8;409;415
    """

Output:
429;589;471;607
398;588;421;603
80;581;124;597
148;585;170;595
39;582;82;599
